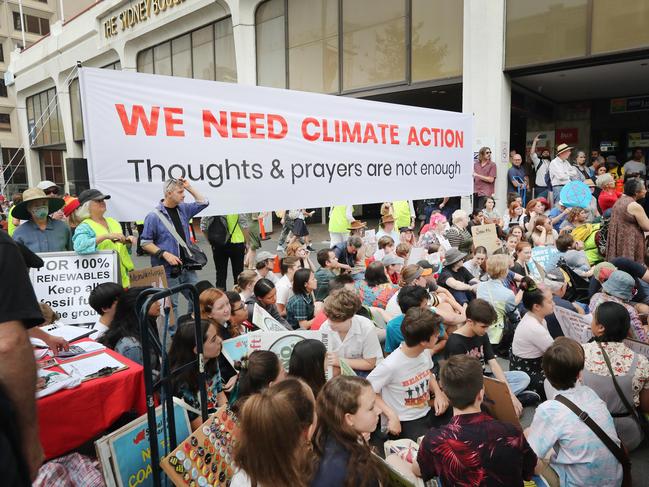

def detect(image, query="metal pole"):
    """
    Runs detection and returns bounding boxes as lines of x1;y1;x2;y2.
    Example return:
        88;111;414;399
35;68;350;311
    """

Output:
0;144;5;193
59;0;65;23
18;0;26;49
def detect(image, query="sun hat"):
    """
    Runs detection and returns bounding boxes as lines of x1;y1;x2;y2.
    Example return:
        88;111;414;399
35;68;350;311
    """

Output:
78;189;111;205
255;251;277;264
347;220;367;230
602;270;635;301
592;262;616;282
381;214;395;225
444;248;467;267
596;173;615;189
12;188;65;220
556;143;574;156
382;254;404;267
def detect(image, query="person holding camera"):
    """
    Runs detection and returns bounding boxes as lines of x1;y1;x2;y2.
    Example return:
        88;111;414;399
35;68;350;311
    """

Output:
141;178;208;320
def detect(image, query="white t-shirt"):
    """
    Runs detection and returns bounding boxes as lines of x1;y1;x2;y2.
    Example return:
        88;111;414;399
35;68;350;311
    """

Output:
623;160;645;176
230;469;253;487
320;315;383;364
367;346;433;421
89;321;109;341
256;269;279;284
512;312;554;359
385;289;402;319
531;152;550;187
275;275;293;306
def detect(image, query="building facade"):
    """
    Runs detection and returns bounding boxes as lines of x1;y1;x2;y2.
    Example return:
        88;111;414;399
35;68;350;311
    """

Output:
6;0;649;212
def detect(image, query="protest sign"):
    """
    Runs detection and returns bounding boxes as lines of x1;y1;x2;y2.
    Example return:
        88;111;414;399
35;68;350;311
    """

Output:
128;266;174;323
221;334;249;367
252;303;288;331
624;338;649;359
30;251;119;325
529;246;559;280
79;68;473;221
554;307;593;343
483;376;521;429
471;223;500;254
248;330;331;372
407;246;428;265
95;398;190;487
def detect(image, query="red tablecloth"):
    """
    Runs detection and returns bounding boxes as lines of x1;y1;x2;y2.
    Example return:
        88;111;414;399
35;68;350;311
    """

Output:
37;341;147;460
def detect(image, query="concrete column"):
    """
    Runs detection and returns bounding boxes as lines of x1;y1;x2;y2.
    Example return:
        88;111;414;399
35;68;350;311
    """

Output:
229;0;265;86
14;91;41;186
462;0;511;214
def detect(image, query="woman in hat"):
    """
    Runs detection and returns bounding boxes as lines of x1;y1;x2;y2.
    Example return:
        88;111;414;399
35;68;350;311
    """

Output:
444;210;473;254
607;178;649;263
347;219;367;238
418;213;451;250
12;187;71;253
437;248;477;305
376;214;399;243
589;270;648;343
597;173;619;215
71;189;135;288
399;226;416;247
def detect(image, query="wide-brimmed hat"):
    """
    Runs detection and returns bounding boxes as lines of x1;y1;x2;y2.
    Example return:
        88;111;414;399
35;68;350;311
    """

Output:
12;188;65;220
602;270;635;301
347;220;367;230
78;189;111;205
556;143;573;156
444;248;467;267
382;254;404;267
381;214;395;225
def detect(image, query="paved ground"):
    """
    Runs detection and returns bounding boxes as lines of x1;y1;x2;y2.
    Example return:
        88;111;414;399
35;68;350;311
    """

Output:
131;220;649;484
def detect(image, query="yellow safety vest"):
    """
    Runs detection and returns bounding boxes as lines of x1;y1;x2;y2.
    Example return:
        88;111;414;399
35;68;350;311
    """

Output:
82;217;135;288
226;214;245;244
393;201;411;228
328;206;349;233
7;206;18;236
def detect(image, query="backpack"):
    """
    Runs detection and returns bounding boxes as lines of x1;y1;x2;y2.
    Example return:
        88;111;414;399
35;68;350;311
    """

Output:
544;164;553;191
595;218;609;257
206;216;233;246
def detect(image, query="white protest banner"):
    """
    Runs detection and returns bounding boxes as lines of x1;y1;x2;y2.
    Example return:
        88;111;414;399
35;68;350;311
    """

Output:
30;251;119;325
624;338;649;359
471;223;500;255
252;303;288;331
248;330;331;373
554;307;593;343
79;68;473;221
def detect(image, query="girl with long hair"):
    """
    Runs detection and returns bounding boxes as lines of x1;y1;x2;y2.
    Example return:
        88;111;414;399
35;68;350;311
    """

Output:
199;287;231;336
244;278;290;328
232;378;315;487
286;268;319;329
233;270;259;302
169;317;227;429
232;350;286;410
311;376;387;487
288;339;327;397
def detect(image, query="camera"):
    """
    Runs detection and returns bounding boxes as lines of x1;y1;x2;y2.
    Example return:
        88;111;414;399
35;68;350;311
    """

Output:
183;263;203;271
170;265;182;278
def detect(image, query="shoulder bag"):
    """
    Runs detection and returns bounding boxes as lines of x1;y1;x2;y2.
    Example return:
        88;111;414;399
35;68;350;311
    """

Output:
154;209;208;270
597;341;649;443
555;394;631;487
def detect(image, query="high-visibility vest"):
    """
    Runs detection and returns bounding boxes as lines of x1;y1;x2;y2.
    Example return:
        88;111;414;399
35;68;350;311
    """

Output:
328;206;349;233
82;217;134;288
393;201;411;228
226;214;245;243
7;206;18;236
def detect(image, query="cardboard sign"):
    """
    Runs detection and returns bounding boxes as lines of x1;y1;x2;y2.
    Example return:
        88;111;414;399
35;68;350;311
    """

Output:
221;334;249;368
483;376;521;429
406;246;428;265
128;266;174;323
95;398;191;487
554;307;593;343
30;250;119;325
624;338;649;359
471;224;500;255
248;330;331;373
252;303;288;331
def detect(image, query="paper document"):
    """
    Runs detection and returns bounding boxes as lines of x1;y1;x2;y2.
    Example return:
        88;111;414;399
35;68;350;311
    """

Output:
31;323;93;347
36;369;82;399
59;352;126;379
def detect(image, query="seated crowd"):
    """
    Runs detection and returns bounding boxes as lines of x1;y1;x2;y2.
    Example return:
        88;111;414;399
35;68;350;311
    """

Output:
83;191;649;487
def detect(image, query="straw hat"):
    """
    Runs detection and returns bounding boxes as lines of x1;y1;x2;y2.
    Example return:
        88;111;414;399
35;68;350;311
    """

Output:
556;143;573;156
12;188;64;220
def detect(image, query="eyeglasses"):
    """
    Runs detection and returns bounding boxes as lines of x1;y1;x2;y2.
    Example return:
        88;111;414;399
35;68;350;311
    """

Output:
484;151;492;154
232;305;245;313
44;188;59;195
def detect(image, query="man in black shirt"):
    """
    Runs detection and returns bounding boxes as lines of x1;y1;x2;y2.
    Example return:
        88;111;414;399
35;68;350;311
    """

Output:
0;230;45;485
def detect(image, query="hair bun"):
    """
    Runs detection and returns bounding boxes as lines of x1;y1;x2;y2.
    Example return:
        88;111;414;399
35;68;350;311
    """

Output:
519;276;537;293
234;356;249;372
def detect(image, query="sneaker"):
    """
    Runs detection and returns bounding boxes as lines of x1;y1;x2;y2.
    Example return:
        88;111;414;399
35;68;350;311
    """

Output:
517;390;541;407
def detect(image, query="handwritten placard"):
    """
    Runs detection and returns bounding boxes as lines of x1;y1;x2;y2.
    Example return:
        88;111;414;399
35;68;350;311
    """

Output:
555;307;593;343
471;224;499;255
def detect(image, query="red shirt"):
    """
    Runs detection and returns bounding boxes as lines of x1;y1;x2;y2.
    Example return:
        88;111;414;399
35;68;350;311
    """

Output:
310;310;327;330
473;160;497;197
598;190;619;214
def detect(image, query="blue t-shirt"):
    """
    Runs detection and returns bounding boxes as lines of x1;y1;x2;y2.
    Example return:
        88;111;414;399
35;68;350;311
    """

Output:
385;313;445;354
507;165;527;194
548;207;565;232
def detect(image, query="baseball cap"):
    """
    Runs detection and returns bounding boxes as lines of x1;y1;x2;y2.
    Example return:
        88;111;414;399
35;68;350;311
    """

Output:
78;189;111;205
36;180;58;191
255;251;277;264
382;254;404;266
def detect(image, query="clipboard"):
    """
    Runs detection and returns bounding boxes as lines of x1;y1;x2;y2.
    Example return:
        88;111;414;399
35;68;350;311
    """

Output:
59;352;128;381
482;376;521;429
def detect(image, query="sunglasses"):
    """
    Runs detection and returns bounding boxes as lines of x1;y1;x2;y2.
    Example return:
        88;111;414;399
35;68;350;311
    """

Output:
484;151;491;154
44;188;59;195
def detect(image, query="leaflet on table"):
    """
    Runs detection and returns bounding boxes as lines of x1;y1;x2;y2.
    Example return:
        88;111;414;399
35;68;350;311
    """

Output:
554;307;593;343
221;334;249;368
36;368;82;399
59;352;127;380
30;323;94;347
252;303;289;331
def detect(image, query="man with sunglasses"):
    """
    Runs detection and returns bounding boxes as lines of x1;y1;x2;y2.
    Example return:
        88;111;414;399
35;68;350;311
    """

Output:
472;147;496;213
36;181;65;221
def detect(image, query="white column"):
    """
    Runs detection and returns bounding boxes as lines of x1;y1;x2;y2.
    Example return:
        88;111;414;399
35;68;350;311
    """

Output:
229;0;264;86
462;0;511;214
15;91;41;186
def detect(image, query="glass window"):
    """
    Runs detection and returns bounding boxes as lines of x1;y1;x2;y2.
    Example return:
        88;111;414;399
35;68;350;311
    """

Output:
172;34;192;78
256;0;286;88
154;42;172;76
70;78;83;141
192;25;215;80
411;0;463;81
288;0;338;93
40;17;50;35
26;97;35;144
0;113;10;131
0;75;6;97
215;17;237;82
505;0;588;68
40;150;65;186
342;0;406;91
13;12;22;31
48;89;61;143
0;44;4;63
26;88;64;147
3;148;27;188
137;49;154;74
26;15;40;35
592;0;649;54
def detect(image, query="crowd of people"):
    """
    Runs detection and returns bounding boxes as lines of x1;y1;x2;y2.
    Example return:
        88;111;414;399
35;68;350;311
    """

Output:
1;140;649;487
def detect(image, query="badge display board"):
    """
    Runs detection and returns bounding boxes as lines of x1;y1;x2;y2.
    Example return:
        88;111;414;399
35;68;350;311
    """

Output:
161;407;239;487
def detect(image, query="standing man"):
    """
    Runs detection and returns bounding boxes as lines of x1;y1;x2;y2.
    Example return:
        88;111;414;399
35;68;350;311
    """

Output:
328;205;354;247
472;147;496;213
507;153;528;203
530;135;552;199
141;178;208;319
392;200;416;230
549;144;577;199
12;188;70;253
622;148;646;180
210;213;250;290
0;230;46;485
